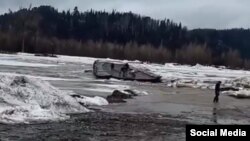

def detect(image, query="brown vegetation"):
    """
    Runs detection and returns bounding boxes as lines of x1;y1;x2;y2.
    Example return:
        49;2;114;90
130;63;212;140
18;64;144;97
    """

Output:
0;32;248;69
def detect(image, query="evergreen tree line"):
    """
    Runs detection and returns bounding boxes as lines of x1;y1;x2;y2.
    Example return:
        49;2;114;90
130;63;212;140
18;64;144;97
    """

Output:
0;6;249;69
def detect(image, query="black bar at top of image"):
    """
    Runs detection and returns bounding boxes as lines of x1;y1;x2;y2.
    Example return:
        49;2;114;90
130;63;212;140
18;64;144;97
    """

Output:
186;125;250;141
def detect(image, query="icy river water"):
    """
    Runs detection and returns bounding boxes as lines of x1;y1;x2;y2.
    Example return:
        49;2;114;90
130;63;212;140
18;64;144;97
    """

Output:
0;53;250;141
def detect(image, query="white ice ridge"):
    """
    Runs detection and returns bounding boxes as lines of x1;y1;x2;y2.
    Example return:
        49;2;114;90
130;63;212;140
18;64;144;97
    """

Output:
0;75;107;124
0;59;56;67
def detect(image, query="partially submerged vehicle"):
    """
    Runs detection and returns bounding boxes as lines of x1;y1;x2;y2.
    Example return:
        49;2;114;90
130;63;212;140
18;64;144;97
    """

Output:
93;60;161;82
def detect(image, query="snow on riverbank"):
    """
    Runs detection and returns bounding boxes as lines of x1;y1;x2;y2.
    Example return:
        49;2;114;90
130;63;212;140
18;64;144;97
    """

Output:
0;75;108;124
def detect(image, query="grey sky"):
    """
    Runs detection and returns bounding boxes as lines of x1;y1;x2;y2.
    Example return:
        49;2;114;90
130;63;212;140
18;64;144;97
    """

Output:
0;0;249;29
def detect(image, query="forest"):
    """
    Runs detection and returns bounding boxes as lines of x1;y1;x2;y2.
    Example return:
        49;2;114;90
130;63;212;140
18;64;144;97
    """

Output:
0;6;250;69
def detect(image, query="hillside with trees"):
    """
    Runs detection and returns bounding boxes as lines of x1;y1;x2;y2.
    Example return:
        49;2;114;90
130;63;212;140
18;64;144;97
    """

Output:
0;6;250;68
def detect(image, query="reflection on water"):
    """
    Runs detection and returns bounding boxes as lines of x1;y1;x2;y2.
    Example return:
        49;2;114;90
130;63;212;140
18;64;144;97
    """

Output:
212;103;219;124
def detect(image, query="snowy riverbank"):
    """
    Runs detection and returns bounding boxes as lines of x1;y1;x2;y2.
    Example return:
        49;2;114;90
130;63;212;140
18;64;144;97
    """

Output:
0;75;108;124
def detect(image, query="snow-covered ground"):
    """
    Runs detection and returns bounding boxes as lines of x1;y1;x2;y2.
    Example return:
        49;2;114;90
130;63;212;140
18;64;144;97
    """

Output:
0;52;250;123
0;75;108;124
0;75;84;123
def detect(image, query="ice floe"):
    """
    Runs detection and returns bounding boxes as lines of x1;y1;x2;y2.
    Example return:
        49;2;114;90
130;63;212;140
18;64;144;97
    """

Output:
2;53;250;98
0;59;56;67
222;90;250;98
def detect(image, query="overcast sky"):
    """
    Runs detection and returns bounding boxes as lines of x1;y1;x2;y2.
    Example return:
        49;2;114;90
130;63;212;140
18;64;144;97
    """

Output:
0;0;249;29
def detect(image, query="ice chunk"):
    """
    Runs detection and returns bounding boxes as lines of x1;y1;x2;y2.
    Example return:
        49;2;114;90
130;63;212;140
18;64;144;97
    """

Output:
0;75;88;124
225;77;250;89
126;89;149;96
73;95;109;106
223;90;250;99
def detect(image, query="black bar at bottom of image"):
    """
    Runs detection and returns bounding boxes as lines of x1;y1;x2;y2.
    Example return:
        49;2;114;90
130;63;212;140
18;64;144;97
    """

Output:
186;125;250;141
